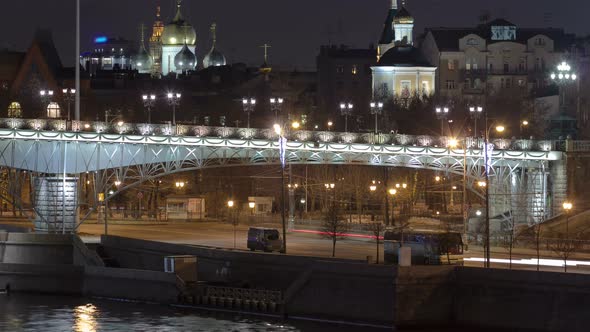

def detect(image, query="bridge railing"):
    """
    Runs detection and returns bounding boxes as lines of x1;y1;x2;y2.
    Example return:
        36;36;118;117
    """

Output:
0;117;560;152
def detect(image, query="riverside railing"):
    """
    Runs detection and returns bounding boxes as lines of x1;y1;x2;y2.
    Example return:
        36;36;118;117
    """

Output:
0;117;563;152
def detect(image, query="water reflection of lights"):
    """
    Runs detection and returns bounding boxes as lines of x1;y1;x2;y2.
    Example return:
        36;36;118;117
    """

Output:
74;304;98;332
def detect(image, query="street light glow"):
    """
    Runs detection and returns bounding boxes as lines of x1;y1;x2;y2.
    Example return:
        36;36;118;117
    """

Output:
248;201;255;209
273;123;282;135
227;200;234;208
496;125;505;133
563;201;573;211
448;138;458;148
388;188;397;195
291;121;300;129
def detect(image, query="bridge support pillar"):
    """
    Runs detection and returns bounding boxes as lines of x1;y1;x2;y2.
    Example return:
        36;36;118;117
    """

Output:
33;176;78;233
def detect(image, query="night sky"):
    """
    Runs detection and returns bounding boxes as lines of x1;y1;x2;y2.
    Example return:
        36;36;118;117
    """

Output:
0;0;586;69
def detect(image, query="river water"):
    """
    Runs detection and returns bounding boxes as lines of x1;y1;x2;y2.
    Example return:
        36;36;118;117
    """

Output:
0;294;491;332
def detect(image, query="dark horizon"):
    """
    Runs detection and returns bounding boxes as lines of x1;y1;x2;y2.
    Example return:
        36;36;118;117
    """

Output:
0;0;586;69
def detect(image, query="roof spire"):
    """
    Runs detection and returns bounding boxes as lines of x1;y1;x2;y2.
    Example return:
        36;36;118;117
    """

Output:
210;23;217;47
391;0;397;9
156;3;161;19
260;43;271;64
140;23;146;49
401;0;406;7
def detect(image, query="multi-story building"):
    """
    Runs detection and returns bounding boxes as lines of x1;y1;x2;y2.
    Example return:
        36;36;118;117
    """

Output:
420;19;577;100
316;45;376;130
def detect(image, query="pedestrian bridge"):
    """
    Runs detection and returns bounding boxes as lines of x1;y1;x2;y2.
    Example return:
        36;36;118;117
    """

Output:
0;118;569;232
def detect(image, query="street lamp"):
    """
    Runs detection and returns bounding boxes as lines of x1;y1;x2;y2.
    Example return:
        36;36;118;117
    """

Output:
327;121;333;131
339;102;353;132
291;121;300;129
167;92;181;130
40;90;54;117
435;106;450;136
370;101;384;134
62;88;76;123
324;183;335;189
175;181;185;189
482;121;505;268
242;98;256;128
563;201;573;241
274;123;288;254
550;61;577;114
142;94;156;124
227;200;237;248
469;106;483;137
270;97;284;122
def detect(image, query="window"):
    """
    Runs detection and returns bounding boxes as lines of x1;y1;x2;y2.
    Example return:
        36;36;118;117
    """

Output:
500;78;505;88
488;63;493;72
7;101;22;118
503;63;509;73
464;78;471;89
400;81;411;98
336;65;344;74
446;80;456;90
421;81;430;95
46;102;61;118
466;62;471;71
518;79;526;87
519;58;526;71
506;78;511;88
467;38;478;46
535;58;540;71
351;65;358;75
535;37;546;46
447;60;456;71
102;58;112;66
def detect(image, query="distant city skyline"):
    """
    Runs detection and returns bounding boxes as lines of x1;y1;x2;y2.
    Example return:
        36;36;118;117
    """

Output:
0;0;585;69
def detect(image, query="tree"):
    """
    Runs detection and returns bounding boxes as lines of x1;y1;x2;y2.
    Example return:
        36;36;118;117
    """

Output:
549;232;579;273
367;223;384;264
498;219;521;269
321;202;348;257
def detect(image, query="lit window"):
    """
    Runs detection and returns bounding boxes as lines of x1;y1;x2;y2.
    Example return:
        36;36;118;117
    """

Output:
7;101;22;118
448;60;456;71
46;102;61;118
351;65;358;75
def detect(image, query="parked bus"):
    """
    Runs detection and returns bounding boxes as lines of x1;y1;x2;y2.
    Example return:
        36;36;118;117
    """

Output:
383;229;464;265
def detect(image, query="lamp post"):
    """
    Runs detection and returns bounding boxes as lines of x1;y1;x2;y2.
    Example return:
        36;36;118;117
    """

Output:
550;61;577;114
242;98;256;128
142;94;156;124
370;101;384;134
435;106;450;136
563;201;573;243
482;119;505;268
520;120;529;138
227;200;236;248
167;92;181;129
62;88;76;123
469;106;483;137
40;90;54;117
327;121;333;131
270;97;284;122
274;123;288;254
339;102;353;132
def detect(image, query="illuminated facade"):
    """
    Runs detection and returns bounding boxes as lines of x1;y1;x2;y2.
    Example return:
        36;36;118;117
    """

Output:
149;5;164;75
372;2;436;99
79;37;135;76
161;0;197;76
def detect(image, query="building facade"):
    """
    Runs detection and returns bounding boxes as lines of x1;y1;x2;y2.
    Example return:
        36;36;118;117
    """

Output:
420;19;577;100
372;2;436;99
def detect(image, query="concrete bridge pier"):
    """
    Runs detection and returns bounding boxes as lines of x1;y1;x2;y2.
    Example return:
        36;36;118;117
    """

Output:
33;176;79;233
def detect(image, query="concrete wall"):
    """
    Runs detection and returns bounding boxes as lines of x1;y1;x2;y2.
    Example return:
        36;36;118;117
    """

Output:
72;235;104;267
0;263;83;295
454;267;590;332
394;266;455;328
100;236;396;324
0;233;73;265
84;266;179;303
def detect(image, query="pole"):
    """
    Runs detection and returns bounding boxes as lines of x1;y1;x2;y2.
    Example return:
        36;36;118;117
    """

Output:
462;138;468;248
441;119;444;136
148;106;151;124
233;210;236;249
75;0;80;121
375;113;378;134
62;141;67;234
383;167;389;225
247;112;251;129
281;163;287;253
172;104;176;126
484;116;490;268
345;115;348;132
104;198;108;236
474;119;477;138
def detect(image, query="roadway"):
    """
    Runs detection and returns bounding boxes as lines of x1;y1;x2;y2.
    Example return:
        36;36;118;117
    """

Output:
1;219;589;273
